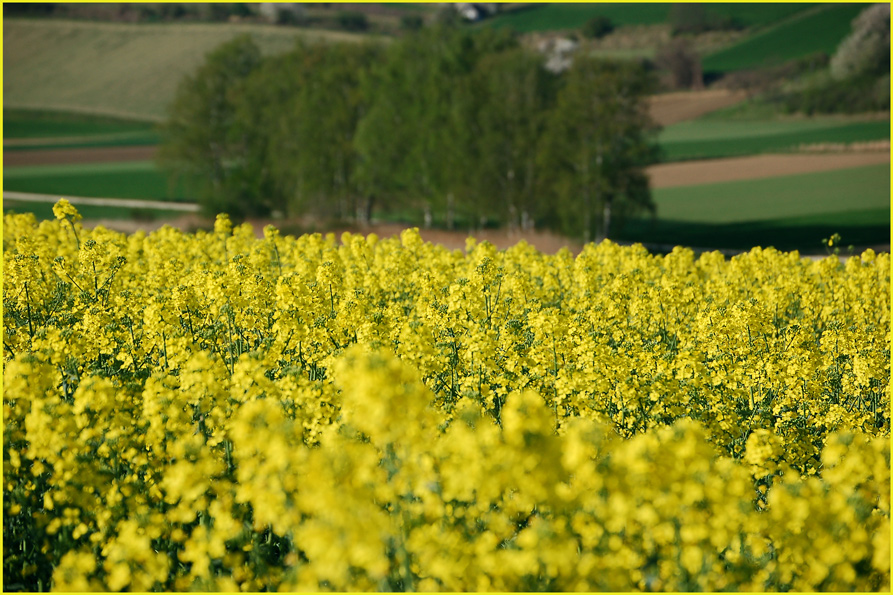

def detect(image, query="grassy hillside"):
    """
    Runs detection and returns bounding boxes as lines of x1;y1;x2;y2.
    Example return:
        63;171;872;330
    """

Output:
702;4;866;74
3;19;384;121
659;117;890;161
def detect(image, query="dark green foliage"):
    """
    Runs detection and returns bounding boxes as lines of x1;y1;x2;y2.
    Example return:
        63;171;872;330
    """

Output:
336;11;369;32
400;14;425;32
669;3;743;36
3;109;155;140
354;25;521;227
779;74;891;116
157;35;263;217
3;3;56;18
467;48;560;230
539;57;660;242
702;4;867;74
581;15;614;39
654;38;703;90
159;27;658;239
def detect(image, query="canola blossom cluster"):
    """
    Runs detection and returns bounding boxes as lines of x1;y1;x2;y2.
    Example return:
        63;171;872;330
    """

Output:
3;202;890;591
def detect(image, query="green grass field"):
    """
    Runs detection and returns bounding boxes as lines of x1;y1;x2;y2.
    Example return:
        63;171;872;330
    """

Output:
617;210;889;252
3;161;195;202
4;108;161;150
652;163;889;223
702;4;866;74
614;164;890;251
481;4;670;32
3;19;384;121
659;118;890;162
3;109;156;138
482;3;814;34
691;3;817;29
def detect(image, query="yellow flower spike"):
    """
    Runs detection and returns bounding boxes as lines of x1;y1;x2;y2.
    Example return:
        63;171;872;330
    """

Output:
52;198;82;222
214;213;233;235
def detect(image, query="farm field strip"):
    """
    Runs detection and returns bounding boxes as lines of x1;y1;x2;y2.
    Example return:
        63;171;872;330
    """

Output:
650;163;890;224
2;162;195;203
647;89;749;127
1;201;194;225
3;108;158;139
4;132;161;152
658;117;891;161
660;117;889;143
3;160;158;178
702;3;866;73
4;146;157;168
481;3;814;33
2;191;200;212
3;19;385;121
647;153;890;190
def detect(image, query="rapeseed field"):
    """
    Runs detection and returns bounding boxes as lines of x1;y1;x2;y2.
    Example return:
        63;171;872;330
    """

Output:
3;201;889;591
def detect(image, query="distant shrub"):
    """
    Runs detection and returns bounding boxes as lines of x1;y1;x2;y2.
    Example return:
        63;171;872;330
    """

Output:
781;73;890;115
337;11;369;32
275;6;306;27
581;15;614;39
669;3;743;35
400;14;424;31
3;3;56;17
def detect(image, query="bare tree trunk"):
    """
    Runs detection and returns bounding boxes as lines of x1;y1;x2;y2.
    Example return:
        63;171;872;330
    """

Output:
603;197;612;241
583;186;592;244
446;193;455;230
423;202;433;229
581;143;591;244
356;194;375;226
366;194;375;225
692;54;704;90
593;150;604;243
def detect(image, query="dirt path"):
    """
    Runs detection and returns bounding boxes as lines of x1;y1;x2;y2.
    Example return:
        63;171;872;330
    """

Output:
646;151;890;188
3;190;199;212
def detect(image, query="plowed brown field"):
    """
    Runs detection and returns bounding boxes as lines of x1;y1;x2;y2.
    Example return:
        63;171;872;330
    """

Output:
4;145;157;167
647;151;890;188
648;89;749;126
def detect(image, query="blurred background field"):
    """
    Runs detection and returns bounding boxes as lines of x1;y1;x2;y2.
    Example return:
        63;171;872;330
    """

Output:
3;2;889;254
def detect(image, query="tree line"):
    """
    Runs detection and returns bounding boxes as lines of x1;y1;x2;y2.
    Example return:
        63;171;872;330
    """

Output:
158;25;660;242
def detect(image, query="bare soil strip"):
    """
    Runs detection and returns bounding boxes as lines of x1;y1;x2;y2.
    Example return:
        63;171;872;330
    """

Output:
648;89;749;127
646;151;890;189
4;133;153;148
4;145;157;167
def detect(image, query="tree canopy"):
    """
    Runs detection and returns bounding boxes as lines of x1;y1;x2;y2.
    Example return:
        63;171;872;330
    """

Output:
159;27;660;242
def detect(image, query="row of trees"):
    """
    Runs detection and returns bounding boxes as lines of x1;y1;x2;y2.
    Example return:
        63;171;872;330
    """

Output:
159;26;660;242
